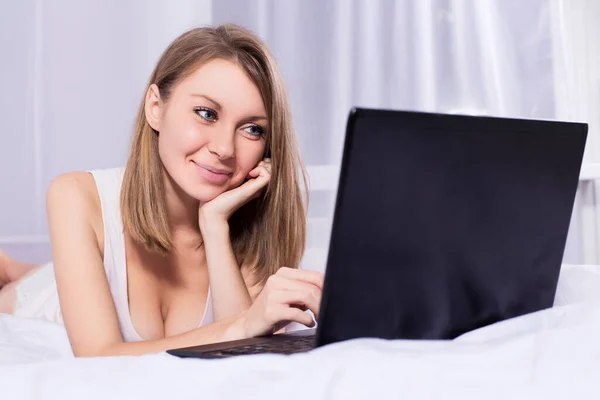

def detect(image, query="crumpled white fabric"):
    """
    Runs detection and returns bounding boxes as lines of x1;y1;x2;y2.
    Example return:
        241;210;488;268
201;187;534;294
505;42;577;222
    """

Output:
1;264;599;400
12;262;64;326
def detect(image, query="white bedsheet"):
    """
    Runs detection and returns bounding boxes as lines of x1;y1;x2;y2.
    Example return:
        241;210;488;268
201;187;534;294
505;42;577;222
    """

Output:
1;264;600;399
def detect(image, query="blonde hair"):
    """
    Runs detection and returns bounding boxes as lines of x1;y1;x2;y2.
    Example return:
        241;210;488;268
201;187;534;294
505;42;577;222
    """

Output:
121;24;308;285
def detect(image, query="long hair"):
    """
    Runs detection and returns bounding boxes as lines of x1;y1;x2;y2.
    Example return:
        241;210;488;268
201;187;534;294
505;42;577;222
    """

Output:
120;24;308;285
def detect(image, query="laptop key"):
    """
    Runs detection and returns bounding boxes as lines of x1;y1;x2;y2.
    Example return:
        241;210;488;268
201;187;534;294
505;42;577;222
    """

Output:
211;336;315;357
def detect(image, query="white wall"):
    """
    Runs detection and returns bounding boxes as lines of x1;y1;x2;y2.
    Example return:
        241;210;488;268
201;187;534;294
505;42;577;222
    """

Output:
0;0;212;263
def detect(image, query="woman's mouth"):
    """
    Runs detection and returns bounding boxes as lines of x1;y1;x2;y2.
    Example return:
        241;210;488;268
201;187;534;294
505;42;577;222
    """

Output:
191;161;232;185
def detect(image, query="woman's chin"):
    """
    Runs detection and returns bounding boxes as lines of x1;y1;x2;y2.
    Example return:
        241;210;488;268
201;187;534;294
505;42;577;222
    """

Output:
187;189;223;203
183;181;232;203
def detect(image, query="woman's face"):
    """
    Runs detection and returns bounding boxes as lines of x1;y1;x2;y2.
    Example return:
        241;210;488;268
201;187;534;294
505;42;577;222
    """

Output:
145;58;268;202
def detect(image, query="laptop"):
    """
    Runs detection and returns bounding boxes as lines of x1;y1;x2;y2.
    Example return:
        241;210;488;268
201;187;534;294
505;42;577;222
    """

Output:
167;107;588;359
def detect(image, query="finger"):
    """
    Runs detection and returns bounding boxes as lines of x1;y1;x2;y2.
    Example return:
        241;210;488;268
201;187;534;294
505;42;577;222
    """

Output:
273;289;321;320
277;307;316;328
248;163;272;179
223;181;263;207
276;267;325;290
250;158;272;176
212;178;267;211
241;171;271;195
270;274;322;297
245;178;270;202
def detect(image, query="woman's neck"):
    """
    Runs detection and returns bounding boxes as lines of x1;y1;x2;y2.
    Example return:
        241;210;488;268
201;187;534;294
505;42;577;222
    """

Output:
162;170;203;247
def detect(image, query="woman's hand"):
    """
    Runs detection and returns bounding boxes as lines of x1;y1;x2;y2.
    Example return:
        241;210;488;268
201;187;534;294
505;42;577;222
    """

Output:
232;267;325;338
199;158;271;227
197;158;272;322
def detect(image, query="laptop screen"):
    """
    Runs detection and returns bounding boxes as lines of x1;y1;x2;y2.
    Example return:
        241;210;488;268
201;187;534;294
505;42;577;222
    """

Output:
317;109;587;344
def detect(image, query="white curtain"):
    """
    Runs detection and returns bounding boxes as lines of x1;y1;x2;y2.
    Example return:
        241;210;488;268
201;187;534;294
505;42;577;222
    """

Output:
1;0;598;269
550;0;600;264
213;0;563;270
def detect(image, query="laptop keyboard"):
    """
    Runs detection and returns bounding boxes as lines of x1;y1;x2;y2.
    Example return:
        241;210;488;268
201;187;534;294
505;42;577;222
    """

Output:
207;335;315;357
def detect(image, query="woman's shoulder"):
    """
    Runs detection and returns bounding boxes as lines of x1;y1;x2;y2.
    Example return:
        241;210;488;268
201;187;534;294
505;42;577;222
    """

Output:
46;171;104;228
47;167;124;203
46;170;112;251
47;171;98;203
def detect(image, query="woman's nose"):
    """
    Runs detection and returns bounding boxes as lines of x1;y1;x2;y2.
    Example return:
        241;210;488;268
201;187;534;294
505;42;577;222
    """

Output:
207;129;235;160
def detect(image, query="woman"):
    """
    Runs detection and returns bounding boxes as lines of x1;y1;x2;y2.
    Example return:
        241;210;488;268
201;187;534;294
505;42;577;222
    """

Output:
0;24;323;357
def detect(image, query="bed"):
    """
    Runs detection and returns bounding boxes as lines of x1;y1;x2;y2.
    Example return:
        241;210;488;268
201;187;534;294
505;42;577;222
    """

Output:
2;264;600;399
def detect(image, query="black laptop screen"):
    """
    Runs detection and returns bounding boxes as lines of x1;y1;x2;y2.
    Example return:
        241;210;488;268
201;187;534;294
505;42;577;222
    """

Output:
317;109;587;344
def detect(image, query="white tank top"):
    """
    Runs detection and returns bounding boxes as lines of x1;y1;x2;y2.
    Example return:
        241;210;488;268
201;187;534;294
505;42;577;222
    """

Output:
13;167;213;342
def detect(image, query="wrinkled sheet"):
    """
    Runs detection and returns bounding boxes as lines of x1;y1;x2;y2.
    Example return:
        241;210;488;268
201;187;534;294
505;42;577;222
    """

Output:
1;264;599;399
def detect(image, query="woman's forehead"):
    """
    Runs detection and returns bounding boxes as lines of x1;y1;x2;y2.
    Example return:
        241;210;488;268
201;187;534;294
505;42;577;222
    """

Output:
173;59;267;118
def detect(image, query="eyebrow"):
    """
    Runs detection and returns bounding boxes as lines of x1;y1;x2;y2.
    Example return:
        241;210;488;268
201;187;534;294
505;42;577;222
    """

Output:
191;94;222;110
241;115;268;123
191;93;268;123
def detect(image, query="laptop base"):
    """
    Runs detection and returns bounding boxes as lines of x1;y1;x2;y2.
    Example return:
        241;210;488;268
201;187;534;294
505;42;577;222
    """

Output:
167;328;317;359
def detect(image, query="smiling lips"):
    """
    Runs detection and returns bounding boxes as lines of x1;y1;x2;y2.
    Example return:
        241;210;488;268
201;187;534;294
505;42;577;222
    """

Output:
192;161;232;184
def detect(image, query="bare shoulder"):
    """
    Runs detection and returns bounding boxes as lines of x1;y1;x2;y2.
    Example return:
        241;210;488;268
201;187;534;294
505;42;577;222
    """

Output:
47;171;98;203
46;171;104;250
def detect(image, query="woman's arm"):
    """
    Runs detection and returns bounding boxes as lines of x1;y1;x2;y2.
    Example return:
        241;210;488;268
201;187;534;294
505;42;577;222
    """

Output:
47;173;245;357
199;215;253;321
93;316;245;356
196;159;273;321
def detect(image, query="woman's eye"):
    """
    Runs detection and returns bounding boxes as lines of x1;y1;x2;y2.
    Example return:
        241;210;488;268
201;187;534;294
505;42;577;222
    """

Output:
194;108;218;122
244;125;265;136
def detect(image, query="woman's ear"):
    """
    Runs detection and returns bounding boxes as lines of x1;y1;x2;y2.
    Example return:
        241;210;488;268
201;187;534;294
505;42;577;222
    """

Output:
145;84;163;132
